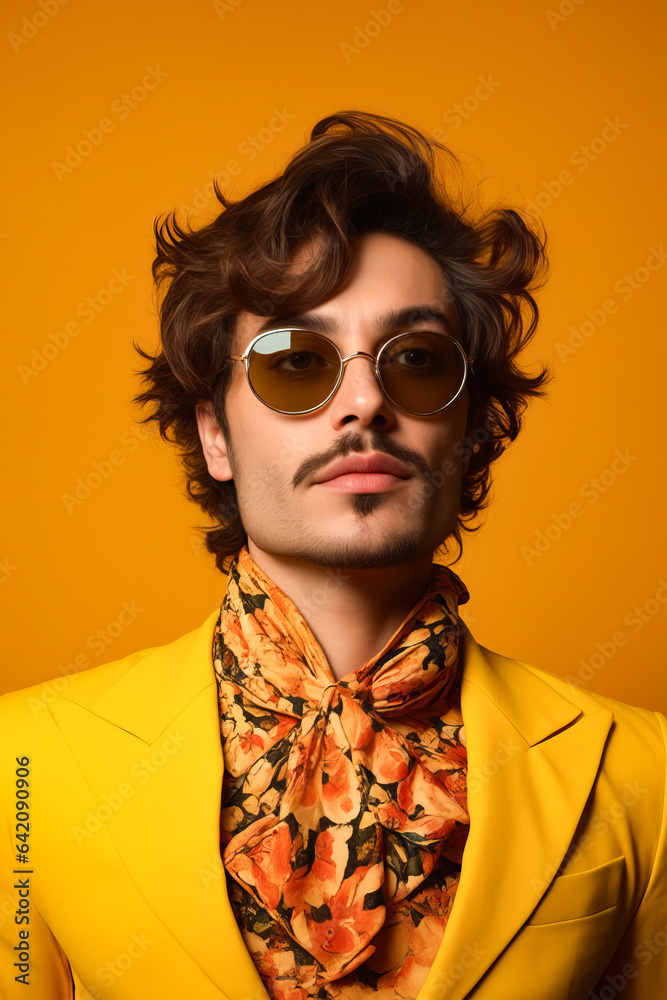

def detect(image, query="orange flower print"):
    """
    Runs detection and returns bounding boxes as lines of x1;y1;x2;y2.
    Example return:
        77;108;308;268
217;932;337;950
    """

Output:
214;545;470;1000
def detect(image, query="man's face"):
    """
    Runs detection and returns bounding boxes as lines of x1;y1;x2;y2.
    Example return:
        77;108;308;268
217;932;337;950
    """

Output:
196;231;470;570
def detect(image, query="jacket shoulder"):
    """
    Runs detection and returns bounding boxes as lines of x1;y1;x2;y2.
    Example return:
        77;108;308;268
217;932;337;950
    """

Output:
0;611;217;730
472;636;664;740
0;648;152;730
494;646;666;745
522;655;660;717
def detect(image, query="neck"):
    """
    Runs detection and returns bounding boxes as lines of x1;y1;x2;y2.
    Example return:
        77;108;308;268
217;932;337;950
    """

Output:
246;541;437;681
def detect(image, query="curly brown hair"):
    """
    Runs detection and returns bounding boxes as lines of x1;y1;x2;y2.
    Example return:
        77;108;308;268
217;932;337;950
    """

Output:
132;110;550;574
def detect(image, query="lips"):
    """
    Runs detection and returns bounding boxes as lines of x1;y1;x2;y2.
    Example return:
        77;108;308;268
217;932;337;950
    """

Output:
314;453;411;484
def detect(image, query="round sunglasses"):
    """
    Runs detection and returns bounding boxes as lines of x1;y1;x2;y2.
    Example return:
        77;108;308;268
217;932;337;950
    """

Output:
219;327;472;416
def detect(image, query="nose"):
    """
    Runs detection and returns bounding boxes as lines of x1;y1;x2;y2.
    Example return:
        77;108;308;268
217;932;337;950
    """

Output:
327;350;395;427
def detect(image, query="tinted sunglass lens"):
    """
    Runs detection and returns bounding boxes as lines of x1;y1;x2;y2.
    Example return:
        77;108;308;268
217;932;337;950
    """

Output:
378;333;466;414
247;331;341;413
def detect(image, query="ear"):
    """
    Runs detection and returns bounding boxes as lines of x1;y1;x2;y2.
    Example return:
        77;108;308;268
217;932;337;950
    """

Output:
195;402;234;481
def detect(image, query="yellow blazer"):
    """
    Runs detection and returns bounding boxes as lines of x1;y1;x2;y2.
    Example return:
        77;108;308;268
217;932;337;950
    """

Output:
0;610;665;1000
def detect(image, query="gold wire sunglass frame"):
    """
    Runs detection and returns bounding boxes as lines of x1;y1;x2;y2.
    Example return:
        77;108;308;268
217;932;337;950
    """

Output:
220;327;473;416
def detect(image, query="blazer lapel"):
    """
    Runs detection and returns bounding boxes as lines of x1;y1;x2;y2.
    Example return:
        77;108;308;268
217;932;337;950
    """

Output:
419;628;614;1000
54;608;269;1000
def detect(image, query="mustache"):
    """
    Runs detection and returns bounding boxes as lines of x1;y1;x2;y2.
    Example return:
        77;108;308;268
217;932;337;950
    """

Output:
292;430;432;488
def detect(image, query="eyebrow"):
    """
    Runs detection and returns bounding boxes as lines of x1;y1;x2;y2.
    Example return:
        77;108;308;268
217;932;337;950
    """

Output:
255;305;456;338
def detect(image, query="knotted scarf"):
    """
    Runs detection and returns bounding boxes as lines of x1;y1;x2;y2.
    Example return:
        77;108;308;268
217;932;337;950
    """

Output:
213;545;471;999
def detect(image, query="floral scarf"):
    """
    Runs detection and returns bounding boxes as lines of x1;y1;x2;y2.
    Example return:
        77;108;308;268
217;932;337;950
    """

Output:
213;546;470;1000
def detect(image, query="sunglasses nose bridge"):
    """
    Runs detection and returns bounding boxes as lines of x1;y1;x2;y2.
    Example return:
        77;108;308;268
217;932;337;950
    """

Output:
339;349;377;364
336;349;383;392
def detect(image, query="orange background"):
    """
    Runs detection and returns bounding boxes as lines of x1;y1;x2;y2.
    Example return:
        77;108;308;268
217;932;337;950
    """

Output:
1;0;665;712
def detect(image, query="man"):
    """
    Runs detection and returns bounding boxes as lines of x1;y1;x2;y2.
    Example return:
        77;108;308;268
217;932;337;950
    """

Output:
0;111;665;1000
